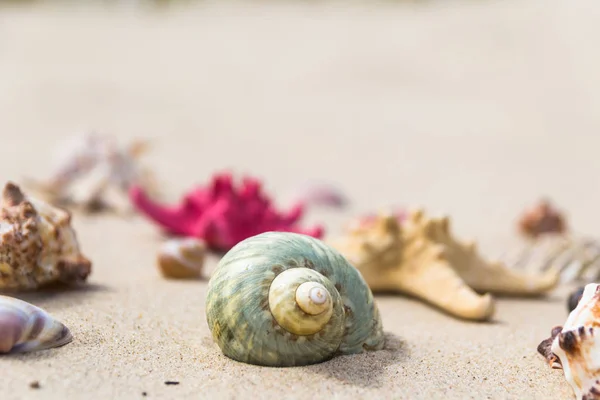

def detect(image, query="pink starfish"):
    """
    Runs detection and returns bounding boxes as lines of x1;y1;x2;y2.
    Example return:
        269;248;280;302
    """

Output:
129;172;324;251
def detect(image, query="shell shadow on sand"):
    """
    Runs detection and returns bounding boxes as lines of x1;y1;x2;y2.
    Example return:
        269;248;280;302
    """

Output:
1;282;112;310
306;332;407;388
201;332;407;388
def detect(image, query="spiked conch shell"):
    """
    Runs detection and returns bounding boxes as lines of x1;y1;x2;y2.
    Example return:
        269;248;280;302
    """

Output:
0;295;73;354
206;231;384;367
0;182;92;291
537;283;600;400
329;209;559;321
157;238;206;279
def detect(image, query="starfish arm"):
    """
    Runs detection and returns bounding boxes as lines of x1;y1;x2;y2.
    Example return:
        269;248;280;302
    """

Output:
281;203;304;226
391;259;496;321
129;185;193;236
189;200;241;251
455;256;560;295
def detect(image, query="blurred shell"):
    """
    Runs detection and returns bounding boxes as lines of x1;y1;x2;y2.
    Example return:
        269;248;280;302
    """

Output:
287;181;348;209
518;199;567;238
24;132;159;214
205;231;384;367
0;182;92;291
498;234;600;284
157;238;206;279
0;295;72;354
538;283;600;400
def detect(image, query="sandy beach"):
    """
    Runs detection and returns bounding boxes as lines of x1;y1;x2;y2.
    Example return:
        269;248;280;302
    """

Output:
1;0;599;398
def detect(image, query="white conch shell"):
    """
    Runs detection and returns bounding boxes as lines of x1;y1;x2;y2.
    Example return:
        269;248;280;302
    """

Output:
0;182;92;290
0;295;72;354
156;238;206;279
543;283;600;399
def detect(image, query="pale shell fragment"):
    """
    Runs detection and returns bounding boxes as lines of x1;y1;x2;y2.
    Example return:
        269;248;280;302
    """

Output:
0;295;72;354
157;238;206;279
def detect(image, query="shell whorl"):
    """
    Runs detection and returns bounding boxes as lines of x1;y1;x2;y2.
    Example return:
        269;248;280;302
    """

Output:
205;231;384;367
268;268;336;336
295;281;331;315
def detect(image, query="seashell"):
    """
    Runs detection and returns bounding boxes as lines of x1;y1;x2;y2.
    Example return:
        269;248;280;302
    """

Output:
0;182;92;291
498;234;600;284
0;295;73;354
537;283;600;400
157;238;206;279
205;231;384;367
130;171;324;252
518;199;567;238
329;209;559;321
287;181;348;209
24;132;159;214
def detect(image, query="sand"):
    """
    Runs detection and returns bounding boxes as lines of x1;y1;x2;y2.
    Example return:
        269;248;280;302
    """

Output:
1;0;598;398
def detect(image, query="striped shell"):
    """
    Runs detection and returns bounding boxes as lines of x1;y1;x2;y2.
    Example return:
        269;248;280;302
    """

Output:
0;295;72;354
498;234;600;284
205;231;385;367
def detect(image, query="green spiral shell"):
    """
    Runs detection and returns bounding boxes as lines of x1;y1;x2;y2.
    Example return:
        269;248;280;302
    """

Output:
205;232;385;367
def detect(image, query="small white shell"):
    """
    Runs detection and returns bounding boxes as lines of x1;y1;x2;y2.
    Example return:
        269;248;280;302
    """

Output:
0;295;73;354
157;238;206;279
549;283;600;399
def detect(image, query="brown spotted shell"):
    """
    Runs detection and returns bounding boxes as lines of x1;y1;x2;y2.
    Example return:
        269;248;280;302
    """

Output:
0;182;91;290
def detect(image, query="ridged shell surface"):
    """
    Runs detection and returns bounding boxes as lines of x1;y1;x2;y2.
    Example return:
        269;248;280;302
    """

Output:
499;235;600;284
0;182;92;290
205;231;384;367
0;295;73;354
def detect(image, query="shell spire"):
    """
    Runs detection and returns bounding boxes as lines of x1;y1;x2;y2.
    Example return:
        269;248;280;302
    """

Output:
0;182;92;291
3;182;26;207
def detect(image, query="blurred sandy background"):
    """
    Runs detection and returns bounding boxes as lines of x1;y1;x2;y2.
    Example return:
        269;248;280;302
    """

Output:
1;0;598;398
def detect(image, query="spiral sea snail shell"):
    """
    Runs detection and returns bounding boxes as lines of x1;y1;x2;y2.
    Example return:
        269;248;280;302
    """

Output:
205;231;385;367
